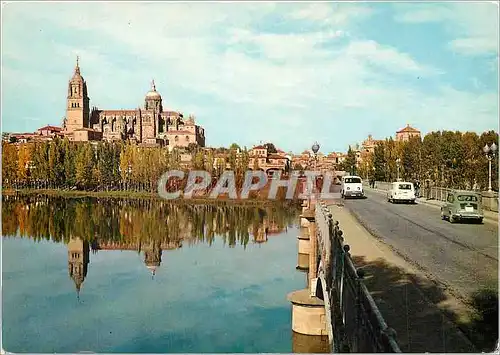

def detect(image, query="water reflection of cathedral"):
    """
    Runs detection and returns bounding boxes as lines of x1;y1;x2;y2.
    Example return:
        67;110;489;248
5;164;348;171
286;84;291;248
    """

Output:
250;218;285;244
67;238;182;295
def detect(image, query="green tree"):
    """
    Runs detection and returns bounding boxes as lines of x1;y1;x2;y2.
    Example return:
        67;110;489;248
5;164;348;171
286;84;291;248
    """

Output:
48;137;65;188
228;149;237;170
193;150;205;170
373;142;386;181
229;143;240;151
205;149;214;174
340;146;357;175
263;143;277;153
75;143;95;190
62;138;76;188
32;142;50;188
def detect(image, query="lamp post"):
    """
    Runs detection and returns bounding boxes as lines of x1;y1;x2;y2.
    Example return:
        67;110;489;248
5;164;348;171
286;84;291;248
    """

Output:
396;158;401;181
483;143;497;192
311;142;320;199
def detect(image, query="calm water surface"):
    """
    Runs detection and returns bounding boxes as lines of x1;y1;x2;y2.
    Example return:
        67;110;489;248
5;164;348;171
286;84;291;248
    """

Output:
2;196;305;353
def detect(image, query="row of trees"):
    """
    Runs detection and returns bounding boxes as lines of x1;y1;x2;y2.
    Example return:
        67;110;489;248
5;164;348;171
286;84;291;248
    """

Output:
342;130;498;191
2;138;260;192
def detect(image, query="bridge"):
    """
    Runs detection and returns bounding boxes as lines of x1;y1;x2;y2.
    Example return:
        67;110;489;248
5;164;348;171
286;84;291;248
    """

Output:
288;198;401;353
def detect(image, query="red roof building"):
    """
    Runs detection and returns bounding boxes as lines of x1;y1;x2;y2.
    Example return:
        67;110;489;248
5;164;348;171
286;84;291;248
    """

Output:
396;124;421;142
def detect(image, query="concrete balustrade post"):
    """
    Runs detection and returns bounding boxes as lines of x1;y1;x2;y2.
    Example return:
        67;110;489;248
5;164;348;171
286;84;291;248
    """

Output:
308;219;318;295
297;228;310;271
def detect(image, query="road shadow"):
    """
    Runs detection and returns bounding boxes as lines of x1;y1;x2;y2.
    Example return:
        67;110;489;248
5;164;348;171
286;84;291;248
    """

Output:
351;255;498;353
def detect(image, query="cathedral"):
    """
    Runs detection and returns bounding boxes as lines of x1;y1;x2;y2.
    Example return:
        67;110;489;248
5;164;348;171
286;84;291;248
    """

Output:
63;57;206;149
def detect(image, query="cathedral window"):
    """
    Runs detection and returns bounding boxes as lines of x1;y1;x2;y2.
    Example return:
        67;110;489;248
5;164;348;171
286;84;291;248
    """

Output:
174;136;179;142
185;135;190;142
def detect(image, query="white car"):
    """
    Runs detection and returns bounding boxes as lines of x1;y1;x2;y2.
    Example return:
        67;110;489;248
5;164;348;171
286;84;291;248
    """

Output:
387;181;416;203
341;175;364;199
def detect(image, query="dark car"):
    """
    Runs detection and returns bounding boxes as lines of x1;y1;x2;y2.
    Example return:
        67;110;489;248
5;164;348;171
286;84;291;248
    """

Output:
440;190;484;223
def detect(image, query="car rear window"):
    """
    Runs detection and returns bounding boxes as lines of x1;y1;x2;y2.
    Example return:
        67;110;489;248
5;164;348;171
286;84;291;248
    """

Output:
457;195;478;202
344;178;361;183
398;184;412;190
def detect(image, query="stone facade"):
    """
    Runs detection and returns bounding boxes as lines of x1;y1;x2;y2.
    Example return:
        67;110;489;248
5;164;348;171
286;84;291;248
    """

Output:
361;134;383;154
63;58;205;149
396;124;421;142
248;145;290;174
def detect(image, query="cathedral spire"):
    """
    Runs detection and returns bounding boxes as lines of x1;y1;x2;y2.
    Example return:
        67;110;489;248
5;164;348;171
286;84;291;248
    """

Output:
75;55;80;75
151;79;156;91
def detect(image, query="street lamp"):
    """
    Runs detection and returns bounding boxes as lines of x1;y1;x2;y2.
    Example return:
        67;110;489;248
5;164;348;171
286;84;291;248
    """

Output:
311;142;320;201
396;158;401;181
483;143;497;192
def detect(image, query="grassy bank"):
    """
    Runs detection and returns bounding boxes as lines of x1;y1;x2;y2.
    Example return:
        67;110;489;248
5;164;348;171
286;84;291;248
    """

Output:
2;188;302;207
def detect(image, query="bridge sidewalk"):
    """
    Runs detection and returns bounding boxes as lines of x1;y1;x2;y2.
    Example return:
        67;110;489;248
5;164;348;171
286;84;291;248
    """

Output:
326;203;477;353
366;186;498;223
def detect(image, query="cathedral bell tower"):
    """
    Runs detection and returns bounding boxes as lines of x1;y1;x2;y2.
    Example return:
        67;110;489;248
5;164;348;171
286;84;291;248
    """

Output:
68;237;90;299
65;56;90;133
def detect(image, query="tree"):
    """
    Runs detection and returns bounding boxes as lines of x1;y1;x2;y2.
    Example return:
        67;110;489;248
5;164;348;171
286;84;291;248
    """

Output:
228;149;237;170
264;143;277;153
96;142;114;190
62;138;76;188
205;149;214;174
253;157;260;172
32;142;50;188
187;143;199;153
340;146;357;175
120;144;134;189
17;144;32;186
401;136;422;181
75;143;95;190
229;143;240;151
48;137;65;188
193;150;205;170
373;143;386;181
458;132;478;189
421;132;443;184
2;142;18;187
236;148;250;187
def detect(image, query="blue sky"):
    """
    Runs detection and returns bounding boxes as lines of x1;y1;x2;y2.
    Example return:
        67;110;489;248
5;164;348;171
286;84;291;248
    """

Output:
1;2;498;153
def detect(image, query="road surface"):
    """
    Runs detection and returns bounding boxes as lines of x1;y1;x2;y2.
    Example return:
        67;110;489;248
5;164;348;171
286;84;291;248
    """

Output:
342;189;498;301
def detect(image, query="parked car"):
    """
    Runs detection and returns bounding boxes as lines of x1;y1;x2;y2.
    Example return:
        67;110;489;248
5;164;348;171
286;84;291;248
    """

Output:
387;181;416;203
440;190;483;223
341;175;364;198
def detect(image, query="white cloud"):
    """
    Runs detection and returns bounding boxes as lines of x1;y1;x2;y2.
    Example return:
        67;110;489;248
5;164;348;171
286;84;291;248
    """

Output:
343;40;441;74
449;37;499;56
394;2;499;56
287;2;373;27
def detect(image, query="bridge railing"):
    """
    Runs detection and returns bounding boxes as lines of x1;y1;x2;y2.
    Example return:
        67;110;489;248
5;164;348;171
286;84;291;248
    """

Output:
315;201;401;353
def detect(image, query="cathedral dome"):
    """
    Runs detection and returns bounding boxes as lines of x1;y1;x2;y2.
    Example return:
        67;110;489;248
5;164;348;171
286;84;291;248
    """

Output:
146;90;161;99
70;57;84;83
145;80;161;100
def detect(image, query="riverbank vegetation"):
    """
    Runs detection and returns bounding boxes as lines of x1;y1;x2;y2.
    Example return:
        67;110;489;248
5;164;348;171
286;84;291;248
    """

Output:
2;138;303;201
341;130;498;191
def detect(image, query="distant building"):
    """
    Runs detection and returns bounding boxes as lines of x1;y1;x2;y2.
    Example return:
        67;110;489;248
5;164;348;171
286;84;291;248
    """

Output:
248;145;289;175
396;124;421;142
361;134;383;154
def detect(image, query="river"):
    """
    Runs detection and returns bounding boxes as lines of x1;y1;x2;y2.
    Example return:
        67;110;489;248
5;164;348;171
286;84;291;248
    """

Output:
2;195;307;353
